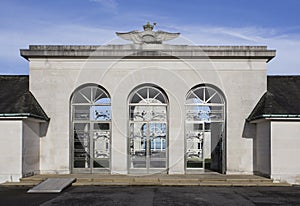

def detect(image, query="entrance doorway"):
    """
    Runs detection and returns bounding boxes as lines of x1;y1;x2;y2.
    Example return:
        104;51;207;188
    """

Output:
185;85;226;173
71;85;111;173
128;85;168;174
129;122;167;171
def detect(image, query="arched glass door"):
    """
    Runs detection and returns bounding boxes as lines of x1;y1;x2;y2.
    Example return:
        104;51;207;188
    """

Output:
128;85;168;174
185;85;225;173
71;85;111;173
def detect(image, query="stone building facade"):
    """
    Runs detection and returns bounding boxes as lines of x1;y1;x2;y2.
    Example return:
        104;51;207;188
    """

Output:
0;24;299;184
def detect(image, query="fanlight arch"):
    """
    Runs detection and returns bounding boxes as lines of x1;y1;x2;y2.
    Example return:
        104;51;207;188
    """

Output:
186;85;225;122
129;85;168;104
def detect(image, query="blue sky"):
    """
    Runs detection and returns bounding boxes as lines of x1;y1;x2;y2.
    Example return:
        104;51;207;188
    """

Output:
1;0;300;74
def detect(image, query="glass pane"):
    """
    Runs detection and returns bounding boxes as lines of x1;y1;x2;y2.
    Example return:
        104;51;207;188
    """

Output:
73;93;89;104
186;97;203;104
204;123;211;131
192;123;210;131
193;123;203;131
73;87;92;104
149;123;166;168
150;106;167;121
73;105;90;120
131;106;145;121
209;106;224;121
94;123;110;130
130;105;167;121
95;97;111;104
186;105;210;121
129;106;135;121
92;106;111;121
130;106;148;121
93;159;109;168
129;123;147;168
152;93;166;104
80;87;92;102
93;123;110;168
73;123;90;168
193;88;204;102
186;126;204;169
137;88;147;100
130;94;143;104
92;87;102;102
208;93;222;104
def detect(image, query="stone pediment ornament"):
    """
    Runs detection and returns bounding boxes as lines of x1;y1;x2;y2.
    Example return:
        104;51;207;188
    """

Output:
116;22;180;44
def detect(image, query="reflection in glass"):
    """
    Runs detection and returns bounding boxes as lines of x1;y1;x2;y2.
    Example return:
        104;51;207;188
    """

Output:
71;85;111;172
185;86;225;171
186;126;204;168
73;123;90;168
129;85;168;172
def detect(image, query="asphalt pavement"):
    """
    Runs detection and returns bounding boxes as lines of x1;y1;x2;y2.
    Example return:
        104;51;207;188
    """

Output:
1;185;300;206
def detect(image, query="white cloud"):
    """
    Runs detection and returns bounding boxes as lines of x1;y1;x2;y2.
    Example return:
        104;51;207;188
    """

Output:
166;24;300;74
0;24;118;74
1;22;300;75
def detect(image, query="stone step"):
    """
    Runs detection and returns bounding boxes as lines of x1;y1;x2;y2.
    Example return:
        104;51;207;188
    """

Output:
71;177;287;186
71;180;289;187
12;174;290;187
1;181;39;186
20;177;45;182
3;180;289;187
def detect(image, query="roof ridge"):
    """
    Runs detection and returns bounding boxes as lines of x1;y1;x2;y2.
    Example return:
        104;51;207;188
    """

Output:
0;75;29;77
267;75;300;77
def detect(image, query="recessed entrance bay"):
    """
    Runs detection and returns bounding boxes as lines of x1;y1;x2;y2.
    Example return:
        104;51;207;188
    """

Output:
71;85;111;173
185;85;225;173
128;85;168;174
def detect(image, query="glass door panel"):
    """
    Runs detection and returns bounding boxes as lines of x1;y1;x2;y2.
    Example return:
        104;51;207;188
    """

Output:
149;123;166;168
93;123;110;168
129;122;147;169
129;122;167;171
73;123;90;169
186;122;204;169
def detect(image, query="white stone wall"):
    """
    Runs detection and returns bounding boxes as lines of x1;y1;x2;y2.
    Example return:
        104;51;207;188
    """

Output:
271;121;300;184
0;121;22;183
29;56;267;174
22;119;40;177
254;120;271;176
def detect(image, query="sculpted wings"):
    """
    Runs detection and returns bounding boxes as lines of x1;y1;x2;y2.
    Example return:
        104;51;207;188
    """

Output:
116;31;143;44
155;31;180;42
116;30;180;44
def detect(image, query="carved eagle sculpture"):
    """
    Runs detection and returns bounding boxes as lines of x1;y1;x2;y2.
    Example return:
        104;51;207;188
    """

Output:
116;22;180;44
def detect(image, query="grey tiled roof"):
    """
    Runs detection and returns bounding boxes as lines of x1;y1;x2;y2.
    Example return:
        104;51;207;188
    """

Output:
0;75;49;121
247;76;300;121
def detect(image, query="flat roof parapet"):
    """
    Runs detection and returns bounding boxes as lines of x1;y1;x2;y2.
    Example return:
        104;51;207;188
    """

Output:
21;45;276;61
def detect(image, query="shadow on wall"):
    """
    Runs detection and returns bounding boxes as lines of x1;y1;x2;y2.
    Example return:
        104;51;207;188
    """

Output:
40;121;50;137
242;121;258;175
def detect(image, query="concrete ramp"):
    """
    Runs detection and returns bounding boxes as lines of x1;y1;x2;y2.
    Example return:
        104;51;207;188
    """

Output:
27;178;76;193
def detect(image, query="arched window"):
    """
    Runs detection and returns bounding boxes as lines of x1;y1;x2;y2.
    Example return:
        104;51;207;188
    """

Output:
185;85;226;173
128;85;168;174
71;85;111;173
